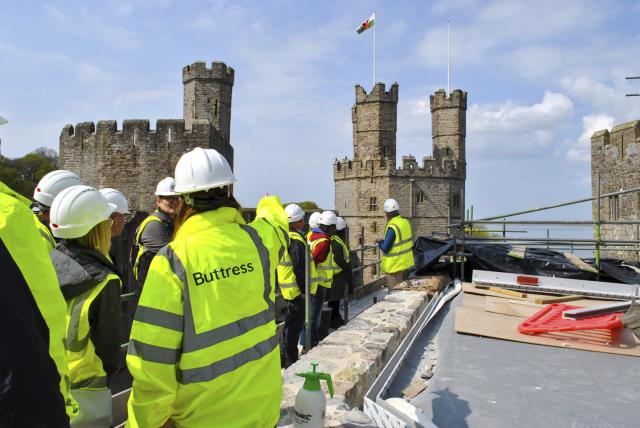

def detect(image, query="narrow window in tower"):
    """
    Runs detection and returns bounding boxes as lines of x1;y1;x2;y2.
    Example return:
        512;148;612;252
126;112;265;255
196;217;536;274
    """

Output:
620;134;625;159
417;192;425;203
348;161;352;170
453;193;460;209
609;195;619;221
371;222;377;233
215;99;219;117
369;197;377;211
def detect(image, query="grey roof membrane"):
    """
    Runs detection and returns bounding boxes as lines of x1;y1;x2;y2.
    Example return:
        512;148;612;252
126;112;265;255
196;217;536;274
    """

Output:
389;295;639;428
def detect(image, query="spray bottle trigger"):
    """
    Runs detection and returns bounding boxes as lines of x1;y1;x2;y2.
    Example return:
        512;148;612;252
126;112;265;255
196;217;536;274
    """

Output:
319;373;334;398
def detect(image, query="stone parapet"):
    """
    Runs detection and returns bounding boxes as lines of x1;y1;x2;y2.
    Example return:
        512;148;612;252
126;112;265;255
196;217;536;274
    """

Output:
278;289;429;427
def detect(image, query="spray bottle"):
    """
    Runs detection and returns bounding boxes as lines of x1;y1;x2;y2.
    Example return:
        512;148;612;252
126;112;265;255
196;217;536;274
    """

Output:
293;361;334;428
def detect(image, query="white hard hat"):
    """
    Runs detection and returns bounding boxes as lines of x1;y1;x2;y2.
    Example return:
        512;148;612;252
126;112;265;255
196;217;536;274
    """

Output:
384;198;400;213
155;177;177;196
174;147;236;194
33;170;82;207
100;188;129;214
308;212;321;229
49;185;116;239
336;217;346;231
285;204;304;223
319;210;337;226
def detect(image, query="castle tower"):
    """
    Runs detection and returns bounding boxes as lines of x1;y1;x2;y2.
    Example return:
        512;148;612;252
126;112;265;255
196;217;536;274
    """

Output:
430;89;466;178
352;83;398;163
335;84;467;283
183;61;235;143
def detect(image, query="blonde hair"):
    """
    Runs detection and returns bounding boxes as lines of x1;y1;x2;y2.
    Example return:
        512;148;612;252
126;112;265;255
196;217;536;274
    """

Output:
71;220;112;257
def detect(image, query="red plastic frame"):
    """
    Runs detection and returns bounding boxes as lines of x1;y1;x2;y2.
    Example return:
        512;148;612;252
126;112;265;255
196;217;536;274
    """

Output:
518;303;624;335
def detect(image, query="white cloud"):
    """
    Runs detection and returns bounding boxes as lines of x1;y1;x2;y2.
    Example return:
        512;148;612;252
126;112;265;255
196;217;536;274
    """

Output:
416;0;606;68
43;4;141;50
467;92;574;157
566;113;614;161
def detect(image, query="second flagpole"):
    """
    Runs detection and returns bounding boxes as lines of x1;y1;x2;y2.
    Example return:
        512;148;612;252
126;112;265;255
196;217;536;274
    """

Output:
373;11;376;87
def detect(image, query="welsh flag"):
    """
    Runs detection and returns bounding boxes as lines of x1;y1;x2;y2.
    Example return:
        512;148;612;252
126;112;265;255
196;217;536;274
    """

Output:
356;13;375;34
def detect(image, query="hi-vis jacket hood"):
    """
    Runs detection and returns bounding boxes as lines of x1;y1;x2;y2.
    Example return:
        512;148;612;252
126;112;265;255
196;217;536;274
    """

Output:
51;241;120;300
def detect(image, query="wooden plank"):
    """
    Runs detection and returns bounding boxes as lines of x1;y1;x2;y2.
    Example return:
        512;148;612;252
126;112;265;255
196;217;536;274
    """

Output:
534;295;584;304
462;282;530;300
454;304;640;357
401;379;427;399
484;296;542;318
476;285;527;298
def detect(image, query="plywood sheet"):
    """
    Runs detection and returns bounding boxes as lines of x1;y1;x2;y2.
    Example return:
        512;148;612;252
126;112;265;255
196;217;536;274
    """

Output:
484;297;542;318
455;304;640;357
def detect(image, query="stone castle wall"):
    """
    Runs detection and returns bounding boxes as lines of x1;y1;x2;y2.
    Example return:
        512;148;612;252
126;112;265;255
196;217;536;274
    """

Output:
591;120;640;261
60;119;232;213
60;61;234;214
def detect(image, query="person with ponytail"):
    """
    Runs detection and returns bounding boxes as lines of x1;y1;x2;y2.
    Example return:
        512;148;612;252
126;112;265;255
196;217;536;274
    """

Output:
49;185;122;427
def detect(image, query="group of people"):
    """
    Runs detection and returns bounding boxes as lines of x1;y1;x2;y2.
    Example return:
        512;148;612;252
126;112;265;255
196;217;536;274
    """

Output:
1;146;415;427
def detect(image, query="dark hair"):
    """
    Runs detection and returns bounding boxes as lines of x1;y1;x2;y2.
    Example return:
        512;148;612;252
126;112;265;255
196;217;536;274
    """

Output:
173;186;241;238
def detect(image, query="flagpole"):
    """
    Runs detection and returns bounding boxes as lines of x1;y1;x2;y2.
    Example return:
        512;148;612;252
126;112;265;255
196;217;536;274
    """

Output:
373;11;376;88
447;20;451;96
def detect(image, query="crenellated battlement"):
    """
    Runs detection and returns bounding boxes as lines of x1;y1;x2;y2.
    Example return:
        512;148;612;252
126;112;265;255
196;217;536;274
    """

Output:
430;88;467;111
60;118;233;213
182;61;235;85
333;154;464;180
355;82;399;103
61;119;228;142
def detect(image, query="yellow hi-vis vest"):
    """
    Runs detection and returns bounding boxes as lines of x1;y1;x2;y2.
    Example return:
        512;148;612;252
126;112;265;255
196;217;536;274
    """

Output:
64;273;121;390
381;216;415;274
0;182;79;420
277;231;318;300
126;196;288;428
332;235;350;275
311;236;334;289
133;212;164;280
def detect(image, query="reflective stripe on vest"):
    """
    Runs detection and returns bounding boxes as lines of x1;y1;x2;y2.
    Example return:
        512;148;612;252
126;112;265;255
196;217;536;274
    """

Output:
133;213;163;279
332;235;350;275
128;224;278;383
380;216;415;274
311;237;334;288
65;274;120;390
276;232;319;299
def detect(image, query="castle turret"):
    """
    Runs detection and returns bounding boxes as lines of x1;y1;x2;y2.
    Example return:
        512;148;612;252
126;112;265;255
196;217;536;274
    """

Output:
430;89;466;178
352;83;399;163
183;61;235;143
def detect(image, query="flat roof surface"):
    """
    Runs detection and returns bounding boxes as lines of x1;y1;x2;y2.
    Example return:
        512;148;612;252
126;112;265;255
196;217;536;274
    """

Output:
407;295;639;428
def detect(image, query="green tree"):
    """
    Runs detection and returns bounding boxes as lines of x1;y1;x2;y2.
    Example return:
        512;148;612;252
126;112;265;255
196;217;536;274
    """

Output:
0;148;59;199
293;201;320;210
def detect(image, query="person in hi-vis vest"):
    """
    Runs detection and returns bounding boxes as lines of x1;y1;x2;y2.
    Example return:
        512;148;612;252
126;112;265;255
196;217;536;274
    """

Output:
277;204;319;368
49;185;122;427
378;198;415;291
126;147;289;428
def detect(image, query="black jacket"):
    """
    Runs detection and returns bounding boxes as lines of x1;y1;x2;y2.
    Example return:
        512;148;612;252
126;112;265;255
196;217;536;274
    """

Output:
136;210;173;288
51;241;122;386
0;238;69;427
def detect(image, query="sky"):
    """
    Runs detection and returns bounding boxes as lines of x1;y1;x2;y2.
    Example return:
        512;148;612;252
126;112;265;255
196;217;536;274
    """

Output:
1;0;640;240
